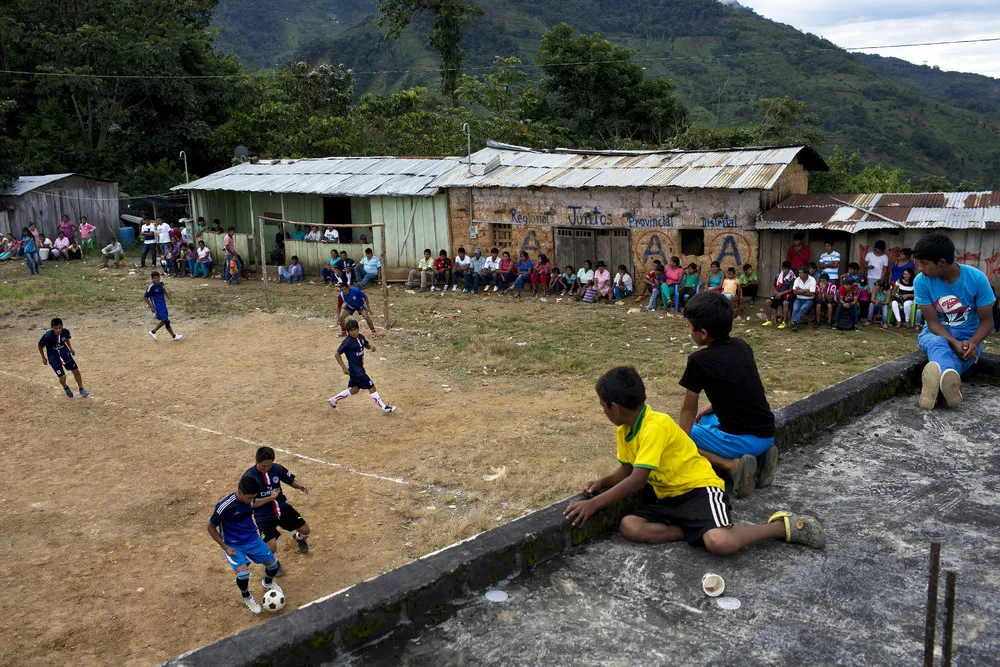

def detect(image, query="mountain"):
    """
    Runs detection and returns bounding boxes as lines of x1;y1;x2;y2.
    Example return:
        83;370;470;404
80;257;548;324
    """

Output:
213;0;1000;187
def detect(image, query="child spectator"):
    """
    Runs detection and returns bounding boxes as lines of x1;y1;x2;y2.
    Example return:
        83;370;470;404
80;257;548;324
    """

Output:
499;251;516;292
279;256;303;283
914;233;996;410
891;247;915;284
818;240;840;286
721;266;741;313
185;243;197;277
613;265;633;300
433;249;452;291
869;280;889;328
453;247;473;292
227;254;241;285
195;240;212;277
532;253;552;296
678;293;781;497
66;240;82;261
763;261;796;328
890;268;921;328
637;260;663;303
841;261;861;286
706;261;724;293
836;275;860;331
807;262;819;281
406;249;435;291
678;263;700;308
789;266;816;331
512;251;534;297
161;242;176;275
573;260;595;295
564;366;824;552
662;256;684;308
739;264;758;303
644;261;667;312
581;280;597;304
593;260;612;302
558;265;575;296
549;266;567;295
78;216;96;258
814;273;837;328
322;250;340;285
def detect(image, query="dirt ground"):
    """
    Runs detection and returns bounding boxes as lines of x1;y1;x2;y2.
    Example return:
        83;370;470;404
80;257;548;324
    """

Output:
0;259;954;665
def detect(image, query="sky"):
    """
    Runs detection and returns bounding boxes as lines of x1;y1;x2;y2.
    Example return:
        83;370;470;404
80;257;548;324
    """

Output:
734;1;1000;78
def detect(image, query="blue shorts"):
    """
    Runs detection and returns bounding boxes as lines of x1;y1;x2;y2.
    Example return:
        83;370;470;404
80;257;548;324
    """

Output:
48;353;78;377
690;413;774;459
154;307;169;322
223;537;277;571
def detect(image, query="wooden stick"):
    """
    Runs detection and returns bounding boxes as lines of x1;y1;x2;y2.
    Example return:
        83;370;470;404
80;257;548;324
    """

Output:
924;542;941;667
380;223;390;330
258;216;270;313
942;570;957;667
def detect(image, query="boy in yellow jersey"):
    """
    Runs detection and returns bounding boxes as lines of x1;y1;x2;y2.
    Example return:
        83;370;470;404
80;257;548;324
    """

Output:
565;366;825;554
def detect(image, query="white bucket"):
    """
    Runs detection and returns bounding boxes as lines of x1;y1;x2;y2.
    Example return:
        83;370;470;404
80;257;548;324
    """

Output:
38;247;50;260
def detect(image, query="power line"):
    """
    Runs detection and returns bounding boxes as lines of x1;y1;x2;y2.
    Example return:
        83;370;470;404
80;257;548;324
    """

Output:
0;36;997;80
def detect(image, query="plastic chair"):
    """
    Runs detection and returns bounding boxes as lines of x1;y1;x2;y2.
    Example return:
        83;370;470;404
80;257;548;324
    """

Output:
674;280;702;311
888;300;918;326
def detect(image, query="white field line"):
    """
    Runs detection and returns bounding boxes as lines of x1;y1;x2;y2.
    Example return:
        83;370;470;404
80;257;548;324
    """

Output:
1;370;410;486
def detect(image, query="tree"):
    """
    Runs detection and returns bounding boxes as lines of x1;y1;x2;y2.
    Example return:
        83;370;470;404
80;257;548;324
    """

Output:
674;97;824;150
0;100;17;191
377;0;483;103
810;147;910;194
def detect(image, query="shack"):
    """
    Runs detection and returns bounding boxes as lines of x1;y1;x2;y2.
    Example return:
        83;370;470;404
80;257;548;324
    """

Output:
0;174;119;244
172;157;460;278
757;192;1000;295
431;141;828;281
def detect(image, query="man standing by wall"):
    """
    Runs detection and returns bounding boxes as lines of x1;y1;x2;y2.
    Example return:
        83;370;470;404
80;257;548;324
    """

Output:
156;218;172;258
140;217;157;267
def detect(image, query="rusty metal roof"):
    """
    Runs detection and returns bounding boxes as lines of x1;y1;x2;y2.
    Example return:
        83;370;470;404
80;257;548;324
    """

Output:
172;157;461;197
431;141;827;191
758;192;1000;232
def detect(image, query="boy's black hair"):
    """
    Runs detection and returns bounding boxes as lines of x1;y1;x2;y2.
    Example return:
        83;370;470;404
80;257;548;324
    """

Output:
688;263;698;270
824;239;835;246
457;246;465;253
490;247;499;253
684;291;734;339
339;281;351;290
792;232;804;241
900;247;912;257
255;446;275;462
781;261;791;269
819;273;830;281
291;255;299;261
726;266;736;273
670;255;680;266
595;366;646;410
913;233;955;264
228;227;235;232
652;259;663;266
51;317;63;327
365;247;373;254
238;475;262;496
151;270;160;277
197;216;205;222
423;248;432;254
345;319;360;331
874;240;886;251
743;263;752;270
439;249;448;256
808;262;818;270
848;261;860;270
798;266;808;274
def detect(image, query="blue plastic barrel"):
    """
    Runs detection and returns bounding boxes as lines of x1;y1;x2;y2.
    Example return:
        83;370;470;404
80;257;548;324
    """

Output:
117;226;136;247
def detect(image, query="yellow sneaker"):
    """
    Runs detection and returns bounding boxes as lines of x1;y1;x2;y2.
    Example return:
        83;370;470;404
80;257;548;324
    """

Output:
762;320;772;327
777;322;787;329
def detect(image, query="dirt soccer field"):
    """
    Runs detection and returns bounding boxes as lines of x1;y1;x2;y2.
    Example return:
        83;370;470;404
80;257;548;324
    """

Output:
0;260;946;665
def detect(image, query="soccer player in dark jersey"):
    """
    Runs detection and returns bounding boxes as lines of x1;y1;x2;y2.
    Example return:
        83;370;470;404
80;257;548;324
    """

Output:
207;476;284;614
337;282;377;335
38;317;88;398
244;446;312;563
330;319;397;414
144;271;183;341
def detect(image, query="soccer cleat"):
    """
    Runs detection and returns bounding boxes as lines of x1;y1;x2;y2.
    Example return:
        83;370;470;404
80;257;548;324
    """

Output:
777;322;787;329
172;334;184;341
731;454;758;498
940;369;963;408
493;285;499;292
919;361;941;410
768;511;825;549
79;388;89;398
64;386;74;398
382;405;397;415
149;331;158;340
761;320;772;327
243;595;262;614
262;579;284;595
328;397;338;410
295;535;310;554
757;445;779;488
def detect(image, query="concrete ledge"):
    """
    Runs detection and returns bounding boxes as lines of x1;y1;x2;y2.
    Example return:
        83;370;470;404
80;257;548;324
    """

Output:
166;351;1000;666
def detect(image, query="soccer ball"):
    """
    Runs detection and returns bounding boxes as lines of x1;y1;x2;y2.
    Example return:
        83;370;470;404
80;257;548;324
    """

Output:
262;589;285;612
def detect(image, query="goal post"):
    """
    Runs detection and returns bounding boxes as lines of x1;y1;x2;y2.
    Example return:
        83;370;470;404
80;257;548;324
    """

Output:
256;215;391;329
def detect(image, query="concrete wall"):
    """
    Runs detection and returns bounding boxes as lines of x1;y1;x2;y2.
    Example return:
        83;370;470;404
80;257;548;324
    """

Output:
449;185;763;278
2;176;120;245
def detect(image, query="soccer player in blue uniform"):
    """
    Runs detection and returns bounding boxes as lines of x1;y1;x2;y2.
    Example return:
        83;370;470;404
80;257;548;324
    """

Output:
244;446;312;563
144;271;183;341
38;317;88;398
330;319;397;414
207;476;284;614
337;282;376;336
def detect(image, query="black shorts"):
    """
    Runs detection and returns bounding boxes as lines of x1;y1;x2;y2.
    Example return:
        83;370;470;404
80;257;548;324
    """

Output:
344;306;365;315
257;504;306;542
49;354;78;377
348;372;375;390
627;485;732;547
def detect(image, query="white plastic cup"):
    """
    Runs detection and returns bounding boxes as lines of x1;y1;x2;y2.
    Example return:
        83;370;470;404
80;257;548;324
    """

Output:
702;573;725;597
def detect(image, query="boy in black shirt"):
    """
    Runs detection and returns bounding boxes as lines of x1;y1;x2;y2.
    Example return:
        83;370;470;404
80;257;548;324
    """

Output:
679;292;779;498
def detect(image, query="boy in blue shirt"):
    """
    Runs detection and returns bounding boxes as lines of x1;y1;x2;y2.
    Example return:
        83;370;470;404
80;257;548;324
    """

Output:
38;317;89;398
330;319;397;414
243;446;312;560
338;282;377;335
207;476;284;614
144;271;183;341
913;233;996;410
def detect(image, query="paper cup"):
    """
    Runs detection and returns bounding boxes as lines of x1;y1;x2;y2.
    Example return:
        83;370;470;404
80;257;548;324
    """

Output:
701;573;725;597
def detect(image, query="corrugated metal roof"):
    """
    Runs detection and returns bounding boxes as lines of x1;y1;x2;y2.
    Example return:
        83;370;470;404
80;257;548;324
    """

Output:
759;192;1000;232
430;142;827;191
3;174;74;196
172;157;461;197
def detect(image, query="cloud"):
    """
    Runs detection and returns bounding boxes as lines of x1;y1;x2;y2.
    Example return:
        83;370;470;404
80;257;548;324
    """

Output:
735;1;1000;77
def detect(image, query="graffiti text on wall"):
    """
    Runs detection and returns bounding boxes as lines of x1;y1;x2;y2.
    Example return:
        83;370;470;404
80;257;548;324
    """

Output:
510;209;554;227
510;206;678;229
701;215;739;228
627;215;674;228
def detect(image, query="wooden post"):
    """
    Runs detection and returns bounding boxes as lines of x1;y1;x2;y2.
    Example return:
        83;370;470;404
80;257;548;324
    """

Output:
258;216;270;313
379;223;390;330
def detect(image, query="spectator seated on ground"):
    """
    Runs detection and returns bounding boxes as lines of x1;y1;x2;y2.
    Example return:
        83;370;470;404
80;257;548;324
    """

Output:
0;234;19;261
406;249;435;292
358;248;382;287
101;239;124;267
51;232;71;260
279;256;303;283
66;240;83;261
322;249;340;284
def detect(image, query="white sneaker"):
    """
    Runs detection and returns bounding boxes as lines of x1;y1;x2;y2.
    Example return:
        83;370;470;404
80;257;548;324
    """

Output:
328;397;338;409
262;579;283;595
493;285;499;292
919;362;941;410
940;369;963;408
243;595;261;614
382;405;397;415
148;331;158;341
172;334;184;341
430;286;436;292
453;285;458;291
